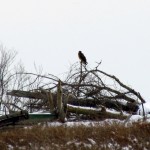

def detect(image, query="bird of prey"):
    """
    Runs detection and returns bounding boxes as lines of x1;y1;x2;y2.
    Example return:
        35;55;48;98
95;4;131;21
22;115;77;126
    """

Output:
78;51;88;65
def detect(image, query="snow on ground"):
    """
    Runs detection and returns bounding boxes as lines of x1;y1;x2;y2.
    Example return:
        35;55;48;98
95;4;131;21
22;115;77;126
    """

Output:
37;118;124;128
129;115;143;122
38;115;150;128
66;139;94;149
137;102;150;116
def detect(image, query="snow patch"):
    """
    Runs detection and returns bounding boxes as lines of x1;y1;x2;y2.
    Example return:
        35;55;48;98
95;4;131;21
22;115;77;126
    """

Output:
129;115;143;122
88;138;96;145
137;102;150;115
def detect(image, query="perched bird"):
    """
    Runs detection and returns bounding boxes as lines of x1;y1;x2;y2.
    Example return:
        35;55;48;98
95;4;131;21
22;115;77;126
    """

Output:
78;51;88;65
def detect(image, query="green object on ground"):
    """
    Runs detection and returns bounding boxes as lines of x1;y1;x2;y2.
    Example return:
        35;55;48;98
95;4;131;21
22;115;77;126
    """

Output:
29;113;57;119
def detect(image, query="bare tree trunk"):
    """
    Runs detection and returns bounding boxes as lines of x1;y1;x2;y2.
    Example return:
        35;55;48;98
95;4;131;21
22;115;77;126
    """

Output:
57;80;66;122
39;88;54;113
67;105;127;120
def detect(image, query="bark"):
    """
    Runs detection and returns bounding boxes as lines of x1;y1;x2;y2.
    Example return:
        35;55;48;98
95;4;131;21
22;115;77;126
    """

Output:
57;80;66;122
39;88;54;113
0;110;29;127
67;105;127;120
7;90;49;99
67;97;139;114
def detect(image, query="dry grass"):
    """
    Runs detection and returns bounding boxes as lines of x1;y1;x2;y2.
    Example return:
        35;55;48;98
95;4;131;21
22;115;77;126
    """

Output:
0;121;150;150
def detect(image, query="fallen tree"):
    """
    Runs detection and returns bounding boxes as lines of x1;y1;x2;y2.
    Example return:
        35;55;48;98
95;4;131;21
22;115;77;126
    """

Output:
7;89;128;120
6;62;146;120
7;89;139;114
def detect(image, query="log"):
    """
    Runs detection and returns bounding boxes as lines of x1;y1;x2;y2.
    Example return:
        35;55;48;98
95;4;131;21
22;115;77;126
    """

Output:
7;90;49;99
67;98;139;114
0;110;29;127
67;105;127;120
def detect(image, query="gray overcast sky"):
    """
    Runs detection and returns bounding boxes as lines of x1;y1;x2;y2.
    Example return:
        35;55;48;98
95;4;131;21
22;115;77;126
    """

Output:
0;0;150;102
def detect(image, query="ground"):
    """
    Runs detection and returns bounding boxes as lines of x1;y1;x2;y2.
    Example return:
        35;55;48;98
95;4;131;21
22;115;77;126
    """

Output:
0;115;150;150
